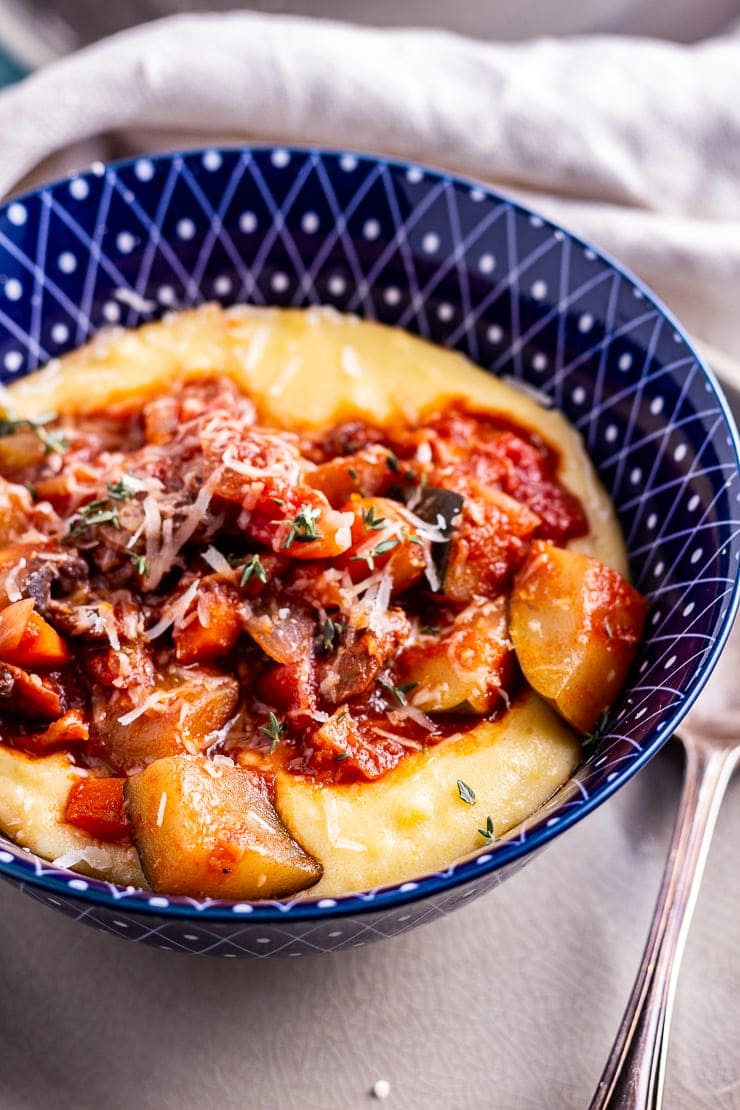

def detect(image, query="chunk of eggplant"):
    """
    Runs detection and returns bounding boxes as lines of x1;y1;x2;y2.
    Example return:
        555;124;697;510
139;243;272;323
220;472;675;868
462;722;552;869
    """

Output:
442;487;540;602
509;540;648;733
92;667;239;773
125;754;322;899
398;598;512;714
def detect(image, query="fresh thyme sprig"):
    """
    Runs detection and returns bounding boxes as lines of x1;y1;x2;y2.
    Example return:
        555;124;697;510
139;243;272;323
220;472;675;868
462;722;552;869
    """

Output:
69;498;122;537
282;505;322;548
350;536;400;572
259;711;286;754
377;679;418;707
0;413;66;454
361;504;386;532
457;780;476;805
240;554;268;587
322;617;347;652
128;551;149;576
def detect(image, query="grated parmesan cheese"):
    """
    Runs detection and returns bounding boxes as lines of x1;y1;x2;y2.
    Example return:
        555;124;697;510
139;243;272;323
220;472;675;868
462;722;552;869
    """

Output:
340;345;364;379
145;471;220;591
144;577;200;641
52;845;118;871
117;689;175;726
202;545;233;575
389;703;437;732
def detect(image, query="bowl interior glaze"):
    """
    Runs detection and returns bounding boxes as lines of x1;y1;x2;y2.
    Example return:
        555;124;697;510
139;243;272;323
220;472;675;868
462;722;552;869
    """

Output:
0;147;738;955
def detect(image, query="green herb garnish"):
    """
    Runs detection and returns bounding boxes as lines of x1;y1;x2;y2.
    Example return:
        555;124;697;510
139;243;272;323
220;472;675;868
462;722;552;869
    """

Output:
334;752;350;762
240;554;268;587
420;624;441;636
478;816;495;842
373;537;400;557
322;617;346;652
361;504;386;532
350;535;402;572
128;551;149;576
583;708;610;752
457;780;476;806
106;478;135;502
385;449;400;474
377;679;418;707
282;505;322;548
0;411;67;454
259;712;286;754
69;498;122;536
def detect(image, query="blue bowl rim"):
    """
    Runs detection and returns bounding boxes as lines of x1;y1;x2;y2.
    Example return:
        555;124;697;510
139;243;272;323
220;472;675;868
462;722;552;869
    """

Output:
0;143;738;923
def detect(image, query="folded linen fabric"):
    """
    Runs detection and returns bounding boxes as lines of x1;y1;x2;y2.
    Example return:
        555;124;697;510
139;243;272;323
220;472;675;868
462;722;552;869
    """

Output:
0;12;738;384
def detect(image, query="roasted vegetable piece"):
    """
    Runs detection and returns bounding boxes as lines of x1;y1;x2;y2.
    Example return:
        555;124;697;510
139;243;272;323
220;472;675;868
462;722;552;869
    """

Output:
125;754;322;898
0;662;63;719
318;609;410;704
407;486;464;589
0;597;34;651
65;777;131;842
342;495;428;591
442;486;540;602
306;443;392;506
311;707;405;780
173;582;242;664
0;599;70;666
91;667;239;773
0;431;47;477
398;598;513;714
0;746;146;887
509;540;648;733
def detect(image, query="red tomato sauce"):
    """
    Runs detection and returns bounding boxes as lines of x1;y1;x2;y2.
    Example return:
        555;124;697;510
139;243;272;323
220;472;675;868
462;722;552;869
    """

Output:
0;377;588;840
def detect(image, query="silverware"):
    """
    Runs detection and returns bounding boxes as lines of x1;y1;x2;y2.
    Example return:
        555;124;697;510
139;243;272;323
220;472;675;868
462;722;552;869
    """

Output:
589;617;740;1109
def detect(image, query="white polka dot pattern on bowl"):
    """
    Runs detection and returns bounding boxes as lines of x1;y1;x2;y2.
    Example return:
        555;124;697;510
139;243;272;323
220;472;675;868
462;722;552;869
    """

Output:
0;147;735;957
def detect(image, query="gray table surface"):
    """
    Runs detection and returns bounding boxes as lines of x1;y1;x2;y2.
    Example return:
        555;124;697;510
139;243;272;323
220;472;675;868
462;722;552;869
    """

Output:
1;744;738;1110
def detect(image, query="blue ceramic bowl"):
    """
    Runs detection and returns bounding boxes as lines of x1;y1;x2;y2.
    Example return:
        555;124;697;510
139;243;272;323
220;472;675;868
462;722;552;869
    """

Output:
0;147;738;958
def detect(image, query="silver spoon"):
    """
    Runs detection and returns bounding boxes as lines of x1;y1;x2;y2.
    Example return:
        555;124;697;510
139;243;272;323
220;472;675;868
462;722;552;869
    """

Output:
589;616;740;1109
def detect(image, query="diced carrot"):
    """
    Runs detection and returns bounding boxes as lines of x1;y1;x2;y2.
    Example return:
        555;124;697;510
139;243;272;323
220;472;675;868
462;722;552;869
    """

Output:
340;495;427;591
0;604;71;667
64;777;132;843
0;598;35;653
174;585;242;664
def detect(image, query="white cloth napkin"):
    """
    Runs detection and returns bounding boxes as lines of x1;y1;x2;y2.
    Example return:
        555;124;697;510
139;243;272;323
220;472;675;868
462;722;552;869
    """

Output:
0;11;739;384
0;14;737;1110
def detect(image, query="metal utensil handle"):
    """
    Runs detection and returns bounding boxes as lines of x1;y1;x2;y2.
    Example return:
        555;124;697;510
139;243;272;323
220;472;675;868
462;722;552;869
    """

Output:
589;737;740;1110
